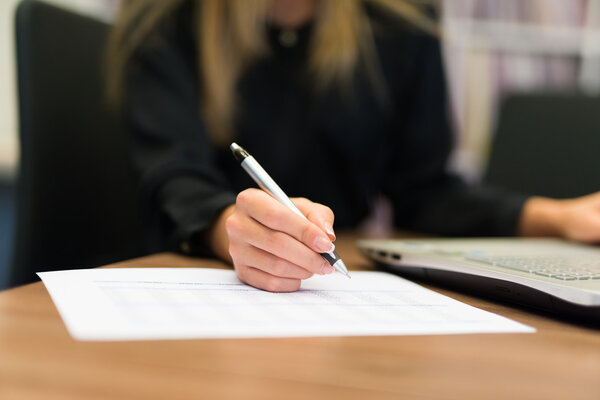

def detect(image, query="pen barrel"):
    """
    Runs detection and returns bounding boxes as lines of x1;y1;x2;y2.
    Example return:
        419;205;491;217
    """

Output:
320;251;340;264
240;154;349;276
241;157;306;220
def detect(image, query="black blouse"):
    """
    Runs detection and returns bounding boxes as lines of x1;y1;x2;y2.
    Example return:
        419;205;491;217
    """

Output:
124;2;527;255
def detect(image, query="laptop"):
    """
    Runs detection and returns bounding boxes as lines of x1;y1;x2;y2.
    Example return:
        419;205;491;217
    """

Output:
358;238;600;322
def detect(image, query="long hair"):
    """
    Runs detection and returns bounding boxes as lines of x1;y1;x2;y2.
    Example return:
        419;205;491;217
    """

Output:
107;0;438;145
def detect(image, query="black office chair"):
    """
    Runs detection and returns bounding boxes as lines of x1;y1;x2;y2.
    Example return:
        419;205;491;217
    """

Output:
484;92;600;199
11;0;145;286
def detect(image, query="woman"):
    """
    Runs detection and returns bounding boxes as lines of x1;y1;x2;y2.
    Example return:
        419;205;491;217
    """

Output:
109;0;600;292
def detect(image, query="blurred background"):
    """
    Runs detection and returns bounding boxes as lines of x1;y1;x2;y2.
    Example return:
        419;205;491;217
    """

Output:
0;0;119;288
443;0;600;180
1;0;599;289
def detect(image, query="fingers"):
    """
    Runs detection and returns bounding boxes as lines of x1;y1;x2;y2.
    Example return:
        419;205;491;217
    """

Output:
235;265;301;293
231;243;314;280
236;190;335;253
226;188;339;293
226;209;334;276
562;196;600;243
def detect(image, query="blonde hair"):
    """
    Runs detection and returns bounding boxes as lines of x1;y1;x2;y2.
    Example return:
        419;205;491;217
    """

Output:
107;0;438;145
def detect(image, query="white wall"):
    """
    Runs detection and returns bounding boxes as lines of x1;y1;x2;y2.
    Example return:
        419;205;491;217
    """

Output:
0;0;118;177
0;0;20;177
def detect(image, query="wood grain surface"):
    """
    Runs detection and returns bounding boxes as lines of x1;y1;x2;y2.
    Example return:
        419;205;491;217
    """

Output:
0;236;599;400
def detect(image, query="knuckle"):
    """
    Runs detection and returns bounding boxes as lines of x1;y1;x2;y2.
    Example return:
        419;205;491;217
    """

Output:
264;276;299;293
235;191;246;205
262;207;283;228
224;215;241;236
235;189;253;207
227;242;240;258
322;205;334;220
311;203;334;222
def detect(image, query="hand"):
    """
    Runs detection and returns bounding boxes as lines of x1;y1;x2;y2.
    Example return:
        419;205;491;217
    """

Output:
518;192;600;243
208;188;337;292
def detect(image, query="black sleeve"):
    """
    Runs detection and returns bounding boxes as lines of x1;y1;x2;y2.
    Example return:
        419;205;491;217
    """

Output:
382;32;528;236
124;19;236;255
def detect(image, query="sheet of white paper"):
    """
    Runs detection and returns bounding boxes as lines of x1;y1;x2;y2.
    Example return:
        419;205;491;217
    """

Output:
38;268;534;341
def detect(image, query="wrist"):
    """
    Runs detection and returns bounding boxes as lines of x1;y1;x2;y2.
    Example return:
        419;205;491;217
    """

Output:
207;204;236;263
517;196;565;237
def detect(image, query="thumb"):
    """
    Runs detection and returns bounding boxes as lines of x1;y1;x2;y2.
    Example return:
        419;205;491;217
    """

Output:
292;197;336;241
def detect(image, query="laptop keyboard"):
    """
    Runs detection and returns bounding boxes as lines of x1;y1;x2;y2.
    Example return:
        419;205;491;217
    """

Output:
465;254;600;281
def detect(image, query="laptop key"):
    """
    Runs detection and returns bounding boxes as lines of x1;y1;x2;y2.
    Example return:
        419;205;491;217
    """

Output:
555;275;577;280
465;253;600;281
534;271;558;277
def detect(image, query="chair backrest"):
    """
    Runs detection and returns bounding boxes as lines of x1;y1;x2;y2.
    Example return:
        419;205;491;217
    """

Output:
11;0;145;286
484;92;600;199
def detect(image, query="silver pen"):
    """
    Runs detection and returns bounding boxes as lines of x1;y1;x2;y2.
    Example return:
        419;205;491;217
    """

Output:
230;142;351;278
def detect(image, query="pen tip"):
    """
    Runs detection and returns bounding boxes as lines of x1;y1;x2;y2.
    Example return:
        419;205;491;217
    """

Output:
333;259;351;279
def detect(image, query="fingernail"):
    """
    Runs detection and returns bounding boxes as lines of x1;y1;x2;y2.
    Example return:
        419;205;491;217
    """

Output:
320;262;335;275
324;222;336;239
314;236;333;253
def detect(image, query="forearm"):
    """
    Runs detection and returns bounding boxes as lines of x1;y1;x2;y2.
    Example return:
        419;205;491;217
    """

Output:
517;197;564;237
391;181;528;237
151;175;237;256
518;193;600;243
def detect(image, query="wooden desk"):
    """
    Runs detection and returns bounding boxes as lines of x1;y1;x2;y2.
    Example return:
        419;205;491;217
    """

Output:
0;238;599;400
